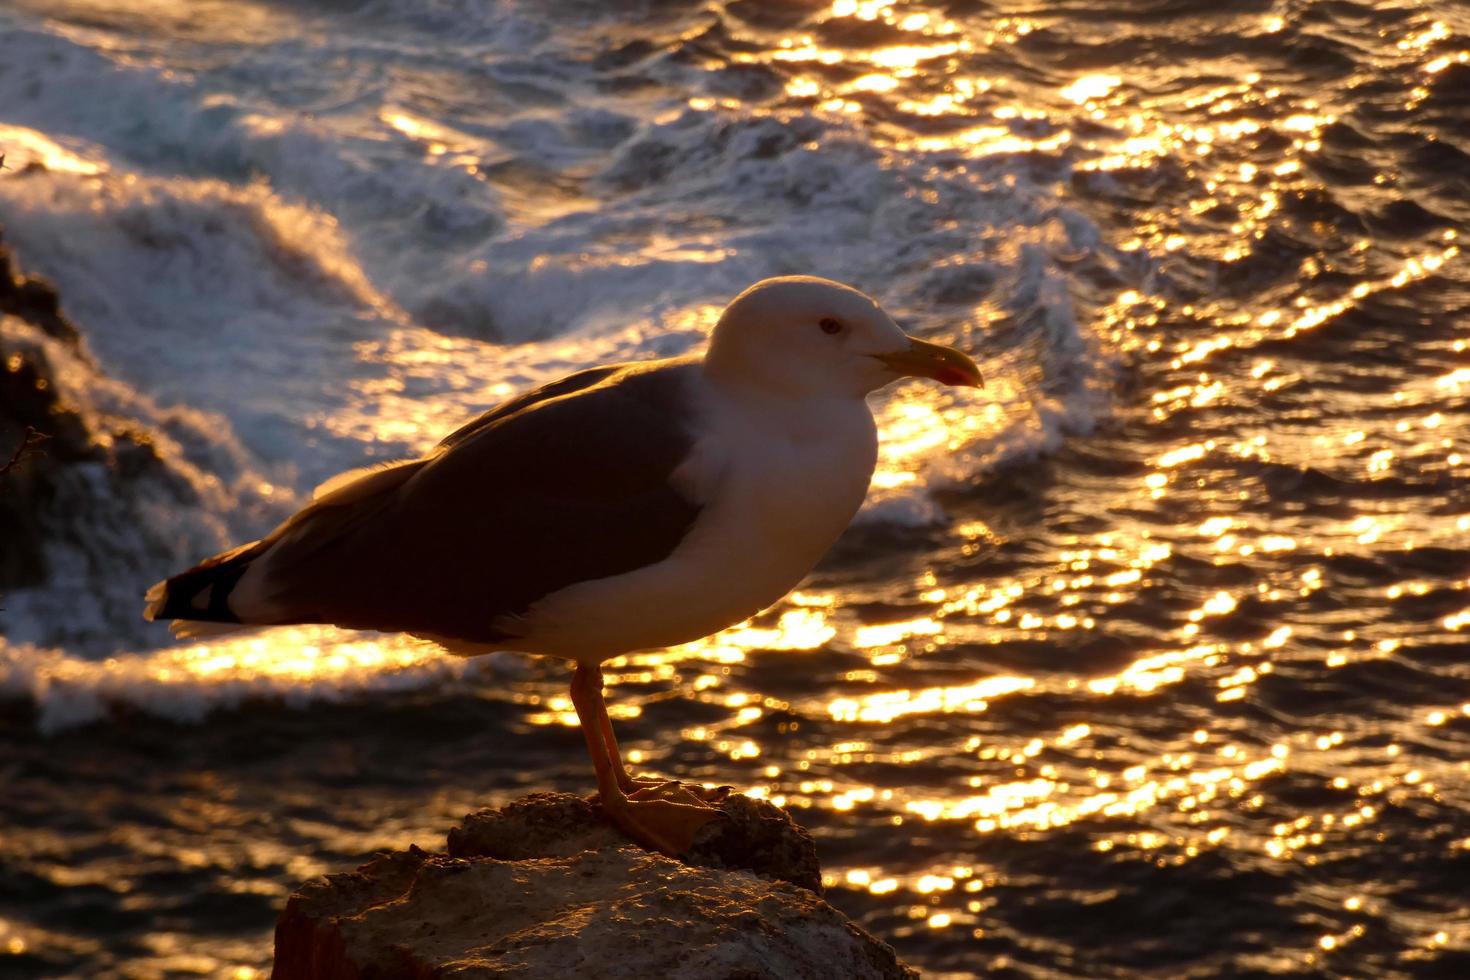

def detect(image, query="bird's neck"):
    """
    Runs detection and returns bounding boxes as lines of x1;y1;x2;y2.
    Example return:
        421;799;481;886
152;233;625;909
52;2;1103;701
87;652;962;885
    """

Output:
702;377;874;448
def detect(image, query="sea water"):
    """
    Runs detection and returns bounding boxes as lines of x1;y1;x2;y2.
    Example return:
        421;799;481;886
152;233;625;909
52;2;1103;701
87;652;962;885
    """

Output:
0;1;1466;976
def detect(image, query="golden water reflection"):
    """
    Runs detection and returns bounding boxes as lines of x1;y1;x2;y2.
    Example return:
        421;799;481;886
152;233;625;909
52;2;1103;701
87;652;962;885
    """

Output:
3;3;1468;978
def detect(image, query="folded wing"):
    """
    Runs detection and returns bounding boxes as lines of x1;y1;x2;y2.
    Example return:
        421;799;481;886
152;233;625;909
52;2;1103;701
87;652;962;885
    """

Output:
148;361;704;646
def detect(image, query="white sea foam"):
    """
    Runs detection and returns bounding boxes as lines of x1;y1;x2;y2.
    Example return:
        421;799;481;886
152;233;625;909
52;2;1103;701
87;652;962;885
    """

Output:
0;631;523;733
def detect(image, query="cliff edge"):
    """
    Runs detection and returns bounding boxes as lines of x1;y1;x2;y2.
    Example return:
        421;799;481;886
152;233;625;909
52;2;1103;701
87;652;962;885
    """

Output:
272;792;917;980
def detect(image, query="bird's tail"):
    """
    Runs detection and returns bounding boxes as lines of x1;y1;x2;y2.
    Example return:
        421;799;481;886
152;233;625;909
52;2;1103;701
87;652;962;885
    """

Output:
143;540;267;637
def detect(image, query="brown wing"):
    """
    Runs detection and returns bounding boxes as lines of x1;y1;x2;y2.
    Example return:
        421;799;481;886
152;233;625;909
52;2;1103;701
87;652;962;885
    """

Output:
242;360;704;643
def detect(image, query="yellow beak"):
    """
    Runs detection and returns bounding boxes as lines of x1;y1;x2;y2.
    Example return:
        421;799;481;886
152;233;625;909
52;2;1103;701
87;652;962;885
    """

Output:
874;337;984;388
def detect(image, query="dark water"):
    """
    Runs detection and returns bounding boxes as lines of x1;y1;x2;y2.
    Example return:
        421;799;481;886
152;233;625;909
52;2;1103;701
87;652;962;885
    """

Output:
1;0;1468;977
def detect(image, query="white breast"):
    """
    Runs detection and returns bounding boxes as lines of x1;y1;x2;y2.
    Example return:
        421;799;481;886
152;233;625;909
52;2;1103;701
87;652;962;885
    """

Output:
509;385;878;662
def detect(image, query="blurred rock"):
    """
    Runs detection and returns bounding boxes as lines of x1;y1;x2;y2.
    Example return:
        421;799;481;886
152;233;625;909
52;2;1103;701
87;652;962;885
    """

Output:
0;230;205;607
273;792;917;980
0;229;102;589
0;230;288;651
0;233;81;348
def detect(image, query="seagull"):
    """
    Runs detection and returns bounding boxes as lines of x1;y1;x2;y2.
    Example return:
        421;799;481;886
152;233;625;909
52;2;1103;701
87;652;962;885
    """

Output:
144;276;982;855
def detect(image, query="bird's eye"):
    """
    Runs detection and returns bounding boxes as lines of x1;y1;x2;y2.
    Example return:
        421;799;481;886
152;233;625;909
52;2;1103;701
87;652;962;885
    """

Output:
819;317;843;335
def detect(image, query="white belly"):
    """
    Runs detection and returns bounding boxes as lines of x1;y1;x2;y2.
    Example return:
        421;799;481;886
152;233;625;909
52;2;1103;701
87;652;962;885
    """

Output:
508;393;878;661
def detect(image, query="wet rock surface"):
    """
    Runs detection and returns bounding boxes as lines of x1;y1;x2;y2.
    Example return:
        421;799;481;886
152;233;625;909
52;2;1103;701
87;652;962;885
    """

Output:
273;792;917;980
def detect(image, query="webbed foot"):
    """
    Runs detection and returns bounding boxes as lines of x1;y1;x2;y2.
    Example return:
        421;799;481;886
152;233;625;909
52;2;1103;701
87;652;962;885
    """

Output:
599;789;724;856
624;776;732;806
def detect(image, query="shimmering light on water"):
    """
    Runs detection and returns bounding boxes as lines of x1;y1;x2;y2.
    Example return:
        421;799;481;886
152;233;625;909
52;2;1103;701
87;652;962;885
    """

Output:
3;0;1470;977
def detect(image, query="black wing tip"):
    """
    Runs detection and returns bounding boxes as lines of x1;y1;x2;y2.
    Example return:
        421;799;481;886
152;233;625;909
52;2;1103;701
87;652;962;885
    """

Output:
143;556;253;624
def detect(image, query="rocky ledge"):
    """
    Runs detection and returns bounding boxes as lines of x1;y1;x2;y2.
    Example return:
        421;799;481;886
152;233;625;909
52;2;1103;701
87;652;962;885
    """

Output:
272;792;917;980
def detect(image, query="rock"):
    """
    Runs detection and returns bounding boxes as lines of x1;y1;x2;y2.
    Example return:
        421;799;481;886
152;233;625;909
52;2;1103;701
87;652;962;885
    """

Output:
0;234;81;348
447;791;825;895
273;792;917;980
0;228;102;589
0;228;280;649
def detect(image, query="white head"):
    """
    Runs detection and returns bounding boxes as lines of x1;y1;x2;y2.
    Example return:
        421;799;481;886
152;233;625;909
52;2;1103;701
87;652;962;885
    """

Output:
703;276;982;399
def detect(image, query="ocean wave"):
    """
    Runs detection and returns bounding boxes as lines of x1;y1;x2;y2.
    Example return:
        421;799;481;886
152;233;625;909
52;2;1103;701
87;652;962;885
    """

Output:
0;146;401;469
0;630;521;733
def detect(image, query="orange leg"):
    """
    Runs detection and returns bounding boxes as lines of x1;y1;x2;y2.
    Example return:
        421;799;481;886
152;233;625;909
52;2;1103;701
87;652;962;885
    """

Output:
591;677;657;794
588;665;733;804
569;663;721;856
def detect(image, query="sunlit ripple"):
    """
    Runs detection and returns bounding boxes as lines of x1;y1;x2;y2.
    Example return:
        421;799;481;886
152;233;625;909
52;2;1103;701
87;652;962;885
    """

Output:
827;675;1033;724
